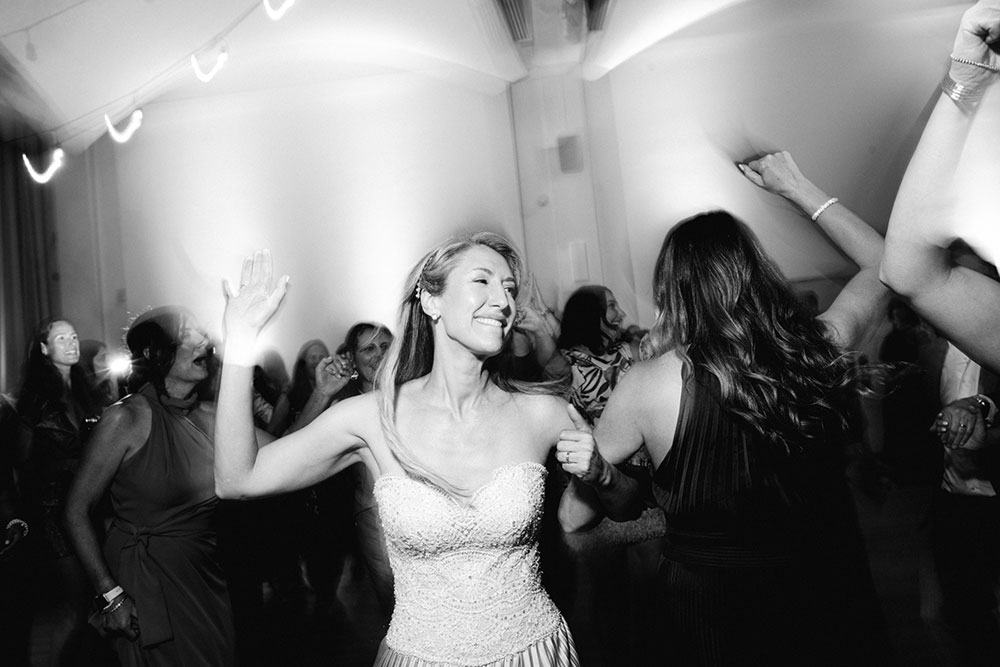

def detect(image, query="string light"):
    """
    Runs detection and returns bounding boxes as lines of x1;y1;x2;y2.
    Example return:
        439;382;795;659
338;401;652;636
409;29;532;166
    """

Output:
191;46;229;83
263;0;295;21
104;110;144;143
23;148;66;184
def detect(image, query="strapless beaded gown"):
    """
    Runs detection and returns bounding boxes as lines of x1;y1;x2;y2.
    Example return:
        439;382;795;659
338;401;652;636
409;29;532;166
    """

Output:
372;461;579;667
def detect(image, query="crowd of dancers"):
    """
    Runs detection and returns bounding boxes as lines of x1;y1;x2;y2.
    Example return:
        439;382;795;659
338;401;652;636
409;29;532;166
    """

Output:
2;3;999;666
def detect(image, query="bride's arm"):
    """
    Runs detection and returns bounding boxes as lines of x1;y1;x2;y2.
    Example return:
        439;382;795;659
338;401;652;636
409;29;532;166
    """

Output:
214;250;366;499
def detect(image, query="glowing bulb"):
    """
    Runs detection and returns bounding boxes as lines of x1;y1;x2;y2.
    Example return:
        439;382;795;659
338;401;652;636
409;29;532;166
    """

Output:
23;148;65;184
191;48;229;83
108;354;132;376
104;110;144;143
263;0;295;20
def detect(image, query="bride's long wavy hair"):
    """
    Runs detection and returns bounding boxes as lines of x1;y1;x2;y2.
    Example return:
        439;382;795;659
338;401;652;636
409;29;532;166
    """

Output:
646;211;859;453
376;231;562;495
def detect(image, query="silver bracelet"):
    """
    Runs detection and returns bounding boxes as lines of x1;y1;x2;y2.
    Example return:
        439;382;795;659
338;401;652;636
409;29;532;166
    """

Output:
810;197;839;222
5;518;28;536
940;74;985;108
950;54;1000;75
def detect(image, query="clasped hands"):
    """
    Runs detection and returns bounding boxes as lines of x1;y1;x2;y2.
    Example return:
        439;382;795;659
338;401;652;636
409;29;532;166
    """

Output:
934;397;988;450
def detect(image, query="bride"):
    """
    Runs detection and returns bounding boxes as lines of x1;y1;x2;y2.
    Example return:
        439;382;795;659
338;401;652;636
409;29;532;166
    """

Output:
214;233;581;666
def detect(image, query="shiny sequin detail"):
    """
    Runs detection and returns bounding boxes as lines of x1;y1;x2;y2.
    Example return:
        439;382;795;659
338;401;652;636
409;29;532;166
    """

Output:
374;462;574;666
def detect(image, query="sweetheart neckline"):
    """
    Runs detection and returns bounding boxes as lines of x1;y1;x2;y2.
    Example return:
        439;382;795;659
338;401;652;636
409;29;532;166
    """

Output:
374;460;546;509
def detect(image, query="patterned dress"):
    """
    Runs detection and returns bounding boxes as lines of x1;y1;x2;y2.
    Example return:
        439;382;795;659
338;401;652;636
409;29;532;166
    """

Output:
561;342;633;425
373;462;579;667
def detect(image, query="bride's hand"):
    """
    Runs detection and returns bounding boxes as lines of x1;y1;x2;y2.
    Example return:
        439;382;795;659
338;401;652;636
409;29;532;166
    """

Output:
222;249;289;350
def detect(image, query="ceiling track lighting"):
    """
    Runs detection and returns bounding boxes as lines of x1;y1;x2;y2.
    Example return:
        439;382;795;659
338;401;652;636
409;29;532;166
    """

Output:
23;148;66;184
263;0;295;21
191;46;229;83
105;109;144;143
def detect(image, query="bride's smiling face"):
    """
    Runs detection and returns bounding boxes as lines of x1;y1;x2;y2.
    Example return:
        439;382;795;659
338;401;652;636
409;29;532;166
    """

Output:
428;245;517;358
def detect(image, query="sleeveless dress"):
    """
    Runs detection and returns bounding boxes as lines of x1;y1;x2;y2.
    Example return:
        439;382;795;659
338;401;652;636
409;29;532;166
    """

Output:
372;461;579;667
652;365;889;666
103;384;235;666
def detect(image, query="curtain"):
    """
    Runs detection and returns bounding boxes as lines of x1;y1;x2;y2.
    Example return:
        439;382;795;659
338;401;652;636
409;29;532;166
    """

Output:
0;136;58;395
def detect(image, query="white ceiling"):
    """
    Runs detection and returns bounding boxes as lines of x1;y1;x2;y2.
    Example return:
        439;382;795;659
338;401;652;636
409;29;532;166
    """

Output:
0;0;529;152
0;0;956;153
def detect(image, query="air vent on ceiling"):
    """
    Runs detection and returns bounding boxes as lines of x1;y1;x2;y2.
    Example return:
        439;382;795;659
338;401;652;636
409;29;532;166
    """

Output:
494;0;532;42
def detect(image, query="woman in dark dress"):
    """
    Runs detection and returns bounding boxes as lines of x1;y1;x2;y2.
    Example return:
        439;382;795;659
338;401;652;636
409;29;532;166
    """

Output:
558;152;892;665
65;307;243;666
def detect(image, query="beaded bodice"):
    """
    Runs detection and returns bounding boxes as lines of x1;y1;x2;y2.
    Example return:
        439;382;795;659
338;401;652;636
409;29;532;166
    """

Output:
374;461;563;665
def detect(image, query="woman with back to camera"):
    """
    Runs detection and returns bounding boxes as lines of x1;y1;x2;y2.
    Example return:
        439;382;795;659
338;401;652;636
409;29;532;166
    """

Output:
65;307;244;666
558;152;893;665
215;233;582;666
15;318;102;665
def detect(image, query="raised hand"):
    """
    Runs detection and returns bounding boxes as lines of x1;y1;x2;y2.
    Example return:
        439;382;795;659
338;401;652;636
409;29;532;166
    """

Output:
314;354;354;398
222;250;289;362
739;151;814;200
952;0;1000;86
556;404;608;484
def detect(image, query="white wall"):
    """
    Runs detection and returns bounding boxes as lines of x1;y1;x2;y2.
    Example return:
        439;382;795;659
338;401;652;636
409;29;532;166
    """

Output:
587;1;965;325
55;71;521;370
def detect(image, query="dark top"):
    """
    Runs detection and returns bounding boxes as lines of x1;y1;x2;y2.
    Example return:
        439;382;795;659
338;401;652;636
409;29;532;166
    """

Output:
652;363;889;665
17;390;99;559
103;384;234;665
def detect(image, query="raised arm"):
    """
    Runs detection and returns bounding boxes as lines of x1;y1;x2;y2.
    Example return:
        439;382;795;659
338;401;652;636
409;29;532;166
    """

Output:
740;151;890;350
880;1;1000;370
214;250;365;499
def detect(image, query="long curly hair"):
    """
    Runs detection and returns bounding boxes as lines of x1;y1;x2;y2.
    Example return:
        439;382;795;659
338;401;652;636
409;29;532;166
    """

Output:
647;211;859;453
376;231;561;495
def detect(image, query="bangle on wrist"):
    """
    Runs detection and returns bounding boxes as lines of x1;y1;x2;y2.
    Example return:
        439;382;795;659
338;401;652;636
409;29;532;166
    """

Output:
810;197;839;222
102;594;128;615
950;54;1000;75
102;585;125;604
973;394;995;427
940;74;985;109
5;518;28;536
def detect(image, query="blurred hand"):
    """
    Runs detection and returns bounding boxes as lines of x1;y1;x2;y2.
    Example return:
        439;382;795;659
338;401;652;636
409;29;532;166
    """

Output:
102;594;140;641
933;397;986;449
951;1;1000;86
222;249;289;343
556;404;607;484
515;304;547;336
314;355;353;397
